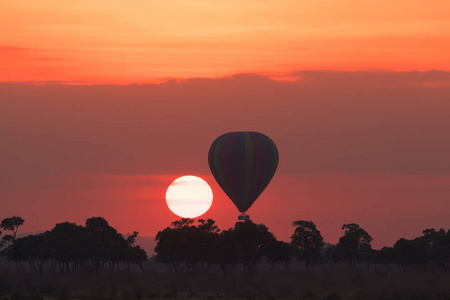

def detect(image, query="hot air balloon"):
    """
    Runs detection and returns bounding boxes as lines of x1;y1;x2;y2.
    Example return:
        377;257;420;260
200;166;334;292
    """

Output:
208;132;279;220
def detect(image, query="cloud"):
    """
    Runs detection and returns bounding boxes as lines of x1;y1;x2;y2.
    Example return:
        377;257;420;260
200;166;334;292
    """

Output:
292;69;450;86
2;70;449;180
0;46;35;52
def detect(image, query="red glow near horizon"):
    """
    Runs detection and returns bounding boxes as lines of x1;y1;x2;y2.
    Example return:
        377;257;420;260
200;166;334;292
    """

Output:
1;1;449;250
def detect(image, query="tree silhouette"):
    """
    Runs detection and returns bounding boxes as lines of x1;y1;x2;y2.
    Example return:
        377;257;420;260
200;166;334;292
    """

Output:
3;217;146;273
216;227;240;271
1;216;25;247
155;219;279;272
231;220;276;271
3;213;449;274
85;217;134;270
322;243;337;264
170;218;195;229
126;231;139;246
374;246;396;270
155;218;220;271
1;216;25;269
393;237;428;270
196;218;221;270
290;220;324;270
335;223;373;266
421;228;450;269
155;225;181;270
265;240;292;270
8;232;51;273
198;218;220;234
47;222;88;272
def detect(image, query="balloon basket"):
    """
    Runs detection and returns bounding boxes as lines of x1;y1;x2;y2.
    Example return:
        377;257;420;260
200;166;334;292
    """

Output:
238;214;250;221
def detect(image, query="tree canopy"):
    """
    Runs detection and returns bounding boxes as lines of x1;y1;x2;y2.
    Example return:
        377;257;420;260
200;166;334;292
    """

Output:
155;219;288;271
1;215;450;273
334;223;373;266
291;220;324;270
0;216;147;273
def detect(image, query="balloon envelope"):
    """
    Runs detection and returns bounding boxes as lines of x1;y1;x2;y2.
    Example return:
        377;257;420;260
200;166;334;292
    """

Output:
208;132;279;213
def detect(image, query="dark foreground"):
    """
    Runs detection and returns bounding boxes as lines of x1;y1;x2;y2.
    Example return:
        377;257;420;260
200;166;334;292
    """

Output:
1;264;450;300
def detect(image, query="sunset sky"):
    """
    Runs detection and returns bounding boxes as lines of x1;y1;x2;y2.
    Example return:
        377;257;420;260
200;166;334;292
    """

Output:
1;0;450;249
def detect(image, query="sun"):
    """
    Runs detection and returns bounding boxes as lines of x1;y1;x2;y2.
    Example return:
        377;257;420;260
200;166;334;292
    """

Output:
165;175;213;218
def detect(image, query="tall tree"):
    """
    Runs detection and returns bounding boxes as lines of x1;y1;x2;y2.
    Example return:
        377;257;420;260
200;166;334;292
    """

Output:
197;219;221;270
155;218;204;271
335;223;373;266
290;220;324;270
374;246;396;269
393;237;428;270
85;217;124;270
421;228;450;268
9;232;51;273
265;240;292;270
232;220;276;271
1;216;25;246
47;222;88;272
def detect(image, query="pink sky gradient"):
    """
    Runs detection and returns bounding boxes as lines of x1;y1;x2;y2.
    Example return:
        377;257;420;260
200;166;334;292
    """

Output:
1;71;450;248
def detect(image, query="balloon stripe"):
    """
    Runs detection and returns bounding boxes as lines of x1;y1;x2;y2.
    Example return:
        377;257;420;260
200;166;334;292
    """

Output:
243;133;254;210
264;136;278;196
253;133;272;200
218;133;237;203
210;133;232;202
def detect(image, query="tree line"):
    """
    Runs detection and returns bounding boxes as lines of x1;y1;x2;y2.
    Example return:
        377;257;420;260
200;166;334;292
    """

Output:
1;216;449;273
155;218;290;271
0;216;147;273
154;218;450;272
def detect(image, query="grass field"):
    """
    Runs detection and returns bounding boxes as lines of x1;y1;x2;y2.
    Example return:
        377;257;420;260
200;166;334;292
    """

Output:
1;261;449;300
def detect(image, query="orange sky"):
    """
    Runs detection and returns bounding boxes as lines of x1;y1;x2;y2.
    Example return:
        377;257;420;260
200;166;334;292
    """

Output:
1;1;450;250
1;0;450;83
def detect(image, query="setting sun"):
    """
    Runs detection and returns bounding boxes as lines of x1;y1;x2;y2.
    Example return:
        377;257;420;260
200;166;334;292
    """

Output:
165;176;213;218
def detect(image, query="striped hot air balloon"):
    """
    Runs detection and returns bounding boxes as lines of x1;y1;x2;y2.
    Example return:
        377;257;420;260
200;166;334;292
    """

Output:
208;132;279;216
